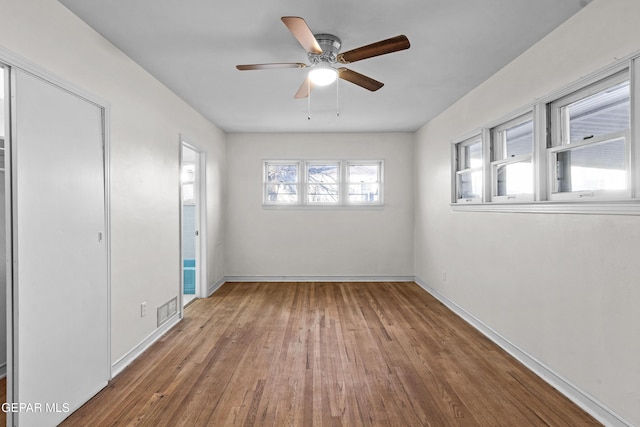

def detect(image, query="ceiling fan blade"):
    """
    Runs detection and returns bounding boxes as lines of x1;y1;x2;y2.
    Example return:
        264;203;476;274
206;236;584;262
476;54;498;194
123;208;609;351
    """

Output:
281;16;323;54
294;77;314;99
338;68;384;92
337;35;410;64
236;63;306;71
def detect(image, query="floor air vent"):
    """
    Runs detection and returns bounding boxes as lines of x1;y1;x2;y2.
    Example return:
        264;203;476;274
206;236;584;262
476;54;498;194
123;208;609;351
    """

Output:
157;297;178;327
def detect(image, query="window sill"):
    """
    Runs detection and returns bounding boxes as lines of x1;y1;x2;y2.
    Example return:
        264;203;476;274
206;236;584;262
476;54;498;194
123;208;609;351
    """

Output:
263;204;384;211
450;200;640;215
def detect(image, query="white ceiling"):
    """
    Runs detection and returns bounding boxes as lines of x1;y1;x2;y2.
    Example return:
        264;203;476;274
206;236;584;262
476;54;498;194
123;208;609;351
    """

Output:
58;0;592;134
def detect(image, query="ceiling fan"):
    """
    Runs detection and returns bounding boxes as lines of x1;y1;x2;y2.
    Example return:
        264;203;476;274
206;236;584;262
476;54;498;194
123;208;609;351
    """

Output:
236;16;410;99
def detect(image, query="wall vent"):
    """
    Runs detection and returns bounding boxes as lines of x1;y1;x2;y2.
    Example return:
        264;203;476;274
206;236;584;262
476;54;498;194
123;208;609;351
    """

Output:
157;296;178;327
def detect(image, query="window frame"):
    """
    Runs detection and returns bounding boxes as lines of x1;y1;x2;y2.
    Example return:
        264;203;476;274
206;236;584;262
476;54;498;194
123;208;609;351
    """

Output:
263;159;384;208
263;160;301;206
547;134;630;201
346;160;384;206
450;50;640;215
453;135;483;203
548;71;631;201
490;112;535;203
305;160;341;205
549;71;630;147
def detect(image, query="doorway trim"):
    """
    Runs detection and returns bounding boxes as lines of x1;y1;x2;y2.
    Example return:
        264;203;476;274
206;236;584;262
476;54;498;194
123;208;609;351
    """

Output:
179;135;207;315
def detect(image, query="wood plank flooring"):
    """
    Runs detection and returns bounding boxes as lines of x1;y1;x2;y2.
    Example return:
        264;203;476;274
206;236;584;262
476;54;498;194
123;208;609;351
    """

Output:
0;377;5;426
62;282;600;426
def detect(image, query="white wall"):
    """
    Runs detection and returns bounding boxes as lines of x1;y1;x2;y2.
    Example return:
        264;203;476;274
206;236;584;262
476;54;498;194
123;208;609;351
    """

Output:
226;132;414;279
0;0;226;365
5;0;637;424
414;0;640;424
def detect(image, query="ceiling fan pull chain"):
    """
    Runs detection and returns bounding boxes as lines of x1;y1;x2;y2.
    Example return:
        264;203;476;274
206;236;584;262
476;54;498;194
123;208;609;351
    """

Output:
336;77;340;117
308;78;311;120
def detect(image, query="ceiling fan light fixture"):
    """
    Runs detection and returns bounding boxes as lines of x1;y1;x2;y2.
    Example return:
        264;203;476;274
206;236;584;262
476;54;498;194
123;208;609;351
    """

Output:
308;64;337;86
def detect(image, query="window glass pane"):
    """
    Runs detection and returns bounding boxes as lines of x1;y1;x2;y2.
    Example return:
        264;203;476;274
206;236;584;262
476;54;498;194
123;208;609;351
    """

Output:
348;163;380;203
348;183;379;203
308;184;339;203
307;164;339;204
461;140;482;169
348;164;379;182
566;81;629;143
267;163;298;183
457;170;482;199
505;119;533;158
266;183;298;202
266;163;298;203
496;159;533;196
555;137;626;193
308;164;338;183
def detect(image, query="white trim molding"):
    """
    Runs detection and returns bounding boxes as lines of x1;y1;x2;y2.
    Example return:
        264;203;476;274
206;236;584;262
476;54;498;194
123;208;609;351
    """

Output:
451;200;640;215
112;278;227;379
111;314;181;378
414;278;633;427
207;277;227;297
223;275;415;283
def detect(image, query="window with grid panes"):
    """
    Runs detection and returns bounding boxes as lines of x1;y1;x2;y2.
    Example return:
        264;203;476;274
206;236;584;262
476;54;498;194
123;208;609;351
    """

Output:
548;71;630;200
491;113;534;201
454;136;483;203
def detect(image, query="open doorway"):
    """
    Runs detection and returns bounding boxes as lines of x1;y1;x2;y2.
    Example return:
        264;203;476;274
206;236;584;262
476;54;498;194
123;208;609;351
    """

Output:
181;141;205;307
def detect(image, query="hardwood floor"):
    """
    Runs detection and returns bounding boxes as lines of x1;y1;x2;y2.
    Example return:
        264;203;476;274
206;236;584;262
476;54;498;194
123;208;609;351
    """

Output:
0;376;5;426
62;282;600;426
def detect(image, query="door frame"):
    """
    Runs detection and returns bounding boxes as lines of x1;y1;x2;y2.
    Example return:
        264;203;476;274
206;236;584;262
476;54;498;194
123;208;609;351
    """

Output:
179;136;207;315
1;47;112;425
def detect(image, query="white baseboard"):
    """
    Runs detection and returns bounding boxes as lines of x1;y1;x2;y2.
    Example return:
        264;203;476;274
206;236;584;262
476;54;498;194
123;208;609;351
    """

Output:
223;275;415;283
0;362;5;379
111;281;223;379
111;314;181;378
207;277;227;296
414;278;632;427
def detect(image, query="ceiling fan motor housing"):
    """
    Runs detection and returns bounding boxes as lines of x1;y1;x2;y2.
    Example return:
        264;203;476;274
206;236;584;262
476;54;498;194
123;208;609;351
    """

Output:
309;33;342;64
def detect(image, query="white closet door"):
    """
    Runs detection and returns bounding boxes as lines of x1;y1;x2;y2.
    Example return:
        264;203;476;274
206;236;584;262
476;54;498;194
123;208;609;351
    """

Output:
12;69;108;427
